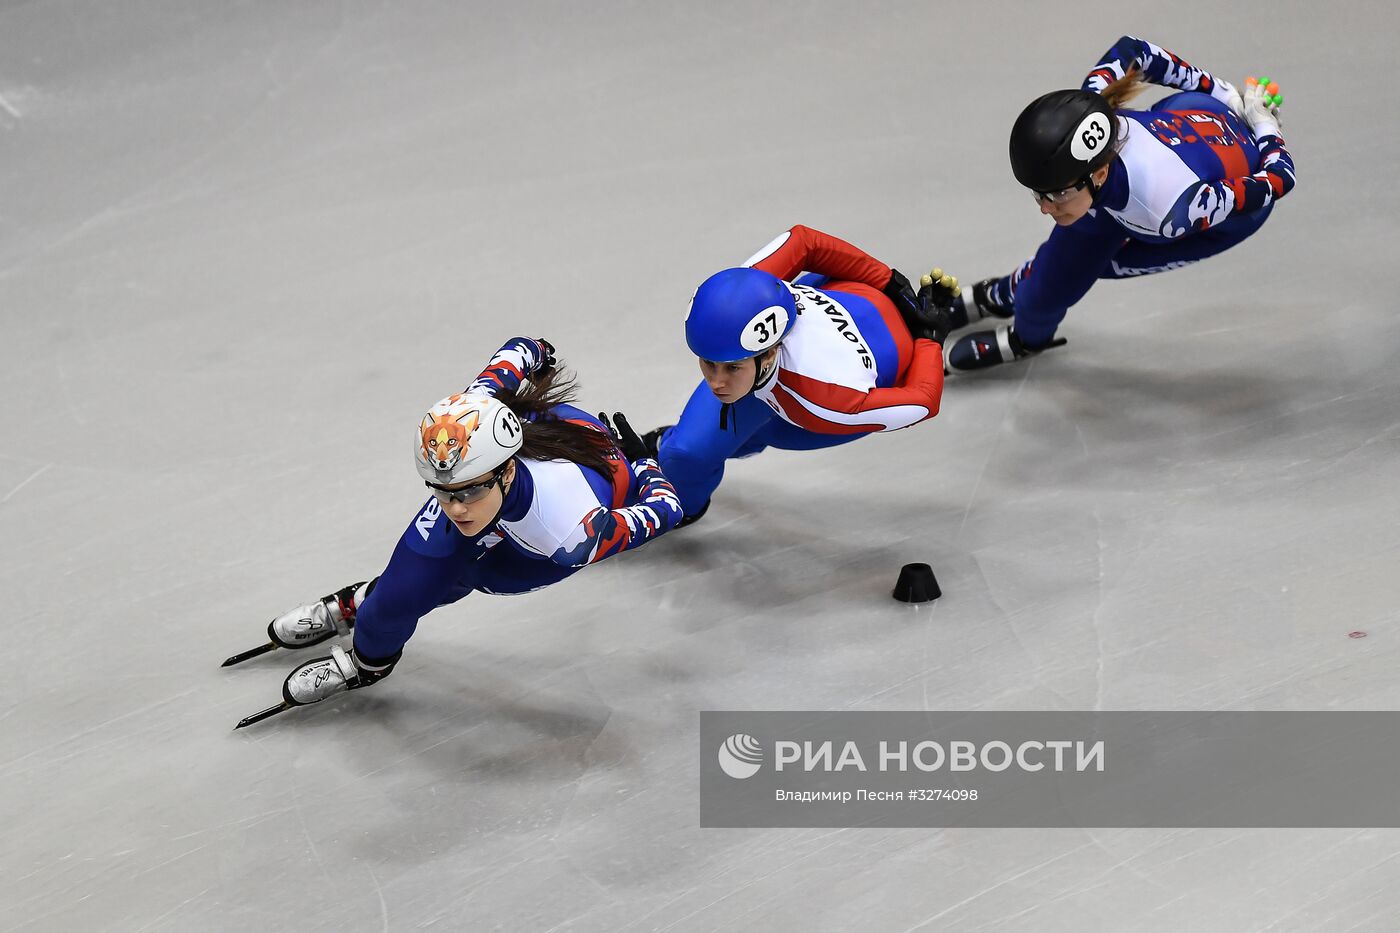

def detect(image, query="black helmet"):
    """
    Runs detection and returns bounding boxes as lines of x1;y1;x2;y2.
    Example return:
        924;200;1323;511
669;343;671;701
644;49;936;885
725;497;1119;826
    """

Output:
1009;89;1118;192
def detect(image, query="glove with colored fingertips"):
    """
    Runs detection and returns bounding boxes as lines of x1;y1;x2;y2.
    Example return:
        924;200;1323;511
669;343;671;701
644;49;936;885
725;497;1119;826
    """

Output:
923;268;960;306
1241;77;1283;136
908;267;960;345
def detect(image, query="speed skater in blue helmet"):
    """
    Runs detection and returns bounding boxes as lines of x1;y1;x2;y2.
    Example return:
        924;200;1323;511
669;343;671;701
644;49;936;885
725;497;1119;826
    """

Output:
684;266;797;408
686;267;798;363
645;224;961;524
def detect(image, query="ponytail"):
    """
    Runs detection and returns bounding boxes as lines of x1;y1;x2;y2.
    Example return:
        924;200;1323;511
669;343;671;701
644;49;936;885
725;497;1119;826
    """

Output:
1099;66;1148;110
495;365;619;478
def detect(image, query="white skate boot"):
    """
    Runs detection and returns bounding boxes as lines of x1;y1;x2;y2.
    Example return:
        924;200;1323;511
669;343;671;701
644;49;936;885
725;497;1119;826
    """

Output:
282;645;359;706
266;580;371;650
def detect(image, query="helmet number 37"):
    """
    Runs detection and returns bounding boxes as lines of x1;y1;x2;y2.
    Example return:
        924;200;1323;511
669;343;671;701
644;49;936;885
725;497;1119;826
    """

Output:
753;313;778;343
741;305;789;353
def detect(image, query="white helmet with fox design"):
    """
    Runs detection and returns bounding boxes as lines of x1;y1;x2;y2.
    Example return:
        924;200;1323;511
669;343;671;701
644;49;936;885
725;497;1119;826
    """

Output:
414;393;523;486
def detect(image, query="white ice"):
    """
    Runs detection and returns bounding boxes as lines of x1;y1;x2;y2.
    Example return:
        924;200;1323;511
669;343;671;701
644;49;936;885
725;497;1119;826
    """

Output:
3;2;1400;931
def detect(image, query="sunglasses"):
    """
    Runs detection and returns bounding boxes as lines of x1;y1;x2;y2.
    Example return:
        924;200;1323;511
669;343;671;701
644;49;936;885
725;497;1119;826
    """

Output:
1032;176;1091;204
426;464;509;504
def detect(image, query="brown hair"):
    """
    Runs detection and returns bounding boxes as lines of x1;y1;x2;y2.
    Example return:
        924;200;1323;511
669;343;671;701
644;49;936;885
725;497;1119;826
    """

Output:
1100;66;1148;110
495;364;619;479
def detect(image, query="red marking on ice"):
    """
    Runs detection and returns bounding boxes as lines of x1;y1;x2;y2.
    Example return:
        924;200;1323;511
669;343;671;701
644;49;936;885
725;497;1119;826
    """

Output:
1347;631;1368;639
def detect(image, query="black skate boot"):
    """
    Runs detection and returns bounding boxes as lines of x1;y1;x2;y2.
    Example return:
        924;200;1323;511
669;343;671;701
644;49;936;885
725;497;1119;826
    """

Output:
946;325;1066;372
640;425;672;459
676;499;710;528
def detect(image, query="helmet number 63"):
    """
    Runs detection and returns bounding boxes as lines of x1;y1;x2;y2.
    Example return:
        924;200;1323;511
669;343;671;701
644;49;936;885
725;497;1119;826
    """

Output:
1081;120;1105;150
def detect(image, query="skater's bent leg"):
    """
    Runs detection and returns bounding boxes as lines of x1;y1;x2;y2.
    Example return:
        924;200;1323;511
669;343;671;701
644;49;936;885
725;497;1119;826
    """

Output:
658;383;774;515
353;541;580;658
352;509;486;660
755;417;867;453
1101;203;1273;280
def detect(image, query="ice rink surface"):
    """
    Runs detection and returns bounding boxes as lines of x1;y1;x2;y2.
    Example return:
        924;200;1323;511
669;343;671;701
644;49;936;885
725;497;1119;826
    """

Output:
3;1;1399;930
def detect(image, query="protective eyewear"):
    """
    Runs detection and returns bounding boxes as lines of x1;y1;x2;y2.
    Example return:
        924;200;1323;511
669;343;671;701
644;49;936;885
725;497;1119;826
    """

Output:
1032;176;1091;204
426;464;508;504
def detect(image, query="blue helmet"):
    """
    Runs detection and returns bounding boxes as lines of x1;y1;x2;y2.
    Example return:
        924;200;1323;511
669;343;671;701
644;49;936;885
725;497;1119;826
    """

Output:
685;267;797;363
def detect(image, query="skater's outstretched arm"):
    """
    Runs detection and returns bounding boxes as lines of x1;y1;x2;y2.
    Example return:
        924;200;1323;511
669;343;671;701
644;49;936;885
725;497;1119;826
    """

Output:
1007;223;1125;349
540;413;683;566
1082;35;1239;108
745;225;893;291
351;497;484;660
1154;79;1296;239
1158;131;1296;238
547;459;684;567
767;337;945;434
467;336;555;398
